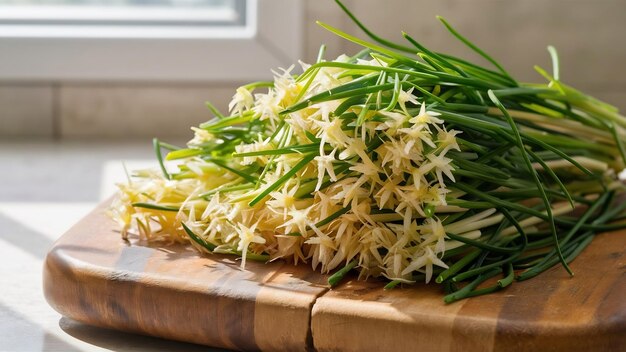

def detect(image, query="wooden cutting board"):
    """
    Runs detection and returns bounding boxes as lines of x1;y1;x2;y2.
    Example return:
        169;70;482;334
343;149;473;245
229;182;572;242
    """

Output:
43;201;626;351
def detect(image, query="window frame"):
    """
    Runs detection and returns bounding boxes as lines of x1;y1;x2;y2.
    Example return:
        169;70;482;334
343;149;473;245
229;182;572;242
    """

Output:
0;0;304;82
0;1;247;28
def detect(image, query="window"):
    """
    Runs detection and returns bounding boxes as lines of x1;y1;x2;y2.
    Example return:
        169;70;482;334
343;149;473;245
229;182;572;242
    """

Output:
0;0;246;37
0;0;303;81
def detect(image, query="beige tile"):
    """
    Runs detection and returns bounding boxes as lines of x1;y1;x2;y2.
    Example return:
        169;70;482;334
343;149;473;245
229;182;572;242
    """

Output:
490;0;626;90
317;0;626;90
0;85;53;137
337;0;505;64
59;84;239;139
304;0;355;62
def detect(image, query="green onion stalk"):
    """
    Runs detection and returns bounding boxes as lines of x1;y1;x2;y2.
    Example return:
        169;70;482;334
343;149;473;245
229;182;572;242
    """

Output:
110;1;626;302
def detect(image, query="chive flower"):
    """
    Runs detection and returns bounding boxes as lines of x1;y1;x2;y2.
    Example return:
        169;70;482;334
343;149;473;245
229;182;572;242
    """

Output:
109;1;626;302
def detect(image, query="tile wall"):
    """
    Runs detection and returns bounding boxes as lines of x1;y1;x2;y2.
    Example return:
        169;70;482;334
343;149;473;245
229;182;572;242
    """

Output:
1;0;625;139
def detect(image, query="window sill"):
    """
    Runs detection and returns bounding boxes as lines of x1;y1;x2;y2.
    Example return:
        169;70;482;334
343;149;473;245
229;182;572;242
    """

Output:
0;0;303;82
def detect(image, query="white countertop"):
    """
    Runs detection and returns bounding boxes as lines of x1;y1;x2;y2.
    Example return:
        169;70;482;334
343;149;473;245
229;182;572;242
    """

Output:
0;140;225;352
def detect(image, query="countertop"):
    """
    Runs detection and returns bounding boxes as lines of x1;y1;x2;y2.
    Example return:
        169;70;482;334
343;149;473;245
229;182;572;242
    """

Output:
0;140;224;352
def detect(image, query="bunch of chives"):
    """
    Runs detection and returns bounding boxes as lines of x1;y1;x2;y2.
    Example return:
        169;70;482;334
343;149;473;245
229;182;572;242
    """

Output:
111;0;626;302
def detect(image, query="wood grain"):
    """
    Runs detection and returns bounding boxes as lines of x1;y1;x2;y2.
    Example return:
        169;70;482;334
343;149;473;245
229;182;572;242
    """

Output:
311;231;626;352
43;201;328;351
43;200;626;351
